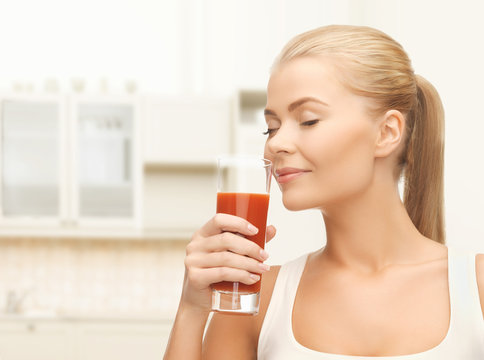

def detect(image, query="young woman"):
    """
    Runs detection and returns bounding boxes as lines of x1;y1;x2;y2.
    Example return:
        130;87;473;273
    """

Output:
164;25;484;359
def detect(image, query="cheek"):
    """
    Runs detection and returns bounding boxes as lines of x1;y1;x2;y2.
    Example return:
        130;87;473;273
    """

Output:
310;124;375;198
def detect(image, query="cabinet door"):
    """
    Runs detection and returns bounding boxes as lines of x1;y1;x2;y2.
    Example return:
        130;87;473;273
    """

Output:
0;321;74;360
143;167;216;230
71;98;140;223
78;322;172;360
143;96;231;162
0;97;65;222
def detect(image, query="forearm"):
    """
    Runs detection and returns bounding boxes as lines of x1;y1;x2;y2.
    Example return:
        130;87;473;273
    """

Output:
163;305;211;360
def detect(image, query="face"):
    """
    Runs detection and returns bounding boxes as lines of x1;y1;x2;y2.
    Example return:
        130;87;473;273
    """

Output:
264;56;381;211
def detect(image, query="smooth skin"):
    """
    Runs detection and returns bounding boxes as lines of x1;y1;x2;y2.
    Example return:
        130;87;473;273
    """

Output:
164;56;484;359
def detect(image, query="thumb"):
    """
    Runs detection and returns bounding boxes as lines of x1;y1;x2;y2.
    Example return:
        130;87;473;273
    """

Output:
265;225;277;243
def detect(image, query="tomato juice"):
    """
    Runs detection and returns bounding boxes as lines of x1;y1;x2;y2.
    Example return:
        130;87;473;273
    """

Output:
212;192;270;294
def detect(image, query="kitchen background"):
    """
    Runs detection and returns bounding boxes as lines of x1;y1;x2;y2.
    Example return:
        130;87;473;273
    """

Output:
0;0;483;359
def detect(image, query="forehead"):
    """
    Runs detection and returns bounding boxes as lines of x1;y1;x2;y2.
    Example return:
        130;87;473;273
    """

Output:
267;56;346;107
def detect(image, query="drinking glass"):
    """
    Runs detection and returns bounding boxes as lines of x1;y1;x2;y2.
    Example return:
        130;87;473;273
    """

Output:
211;155;272;315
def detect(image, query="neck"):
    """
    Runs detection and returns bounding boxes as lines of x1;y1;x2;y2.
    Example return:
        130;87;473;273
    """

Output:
320;175;432;275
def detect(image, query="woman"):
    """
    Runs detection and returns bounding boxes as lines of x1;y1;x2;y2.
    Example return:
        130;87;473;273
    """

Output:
164;25;484;359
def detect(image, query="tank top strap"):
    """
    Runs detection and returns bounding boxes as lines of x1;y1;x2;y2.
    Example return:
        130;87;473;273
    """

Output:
280;252;309;298
258;253;309;357
447;246;484;342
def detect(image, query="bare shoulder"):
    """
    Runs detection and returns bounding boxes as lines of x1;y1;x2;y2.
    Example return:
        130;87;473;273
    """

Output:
202;266;281;360
475;254;484;319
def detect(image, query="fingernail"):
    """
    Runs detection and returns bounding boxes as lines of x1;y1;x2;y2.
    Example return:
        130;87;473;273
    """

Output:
260;249;269;260
258;263;270;271
250;274;260;281
248;224;258;234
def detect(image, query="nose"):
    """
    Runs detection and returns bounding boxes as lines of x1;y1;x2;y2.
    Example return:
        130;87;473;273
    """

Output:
265;124;296;155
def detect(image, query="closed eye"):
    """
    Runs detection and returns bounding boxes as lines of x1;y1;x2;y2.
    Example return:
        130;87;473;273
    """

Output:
301;119;319;126
262;128;277;136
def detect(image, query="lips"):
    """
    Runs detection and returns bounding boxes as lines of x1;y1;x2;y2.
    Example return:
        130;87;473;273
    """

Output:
275;167;310;184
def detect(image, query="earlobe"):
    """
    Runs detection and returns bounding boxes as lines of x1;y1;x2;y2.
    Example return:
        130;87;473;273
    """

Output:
375;110;405;158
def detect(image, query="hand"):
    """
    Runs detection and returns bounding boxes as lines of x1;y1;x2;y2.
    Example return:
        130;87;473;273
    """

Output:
180;213;276;312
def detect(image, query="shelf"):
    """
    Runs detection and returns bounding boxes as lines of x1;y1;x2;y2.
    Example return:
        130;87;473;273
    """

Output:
144;158;217;171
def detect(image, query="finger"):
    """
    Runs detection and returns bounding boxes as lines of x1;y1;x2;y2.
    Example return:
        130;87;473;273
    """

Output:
200;213;258;237
265;225;276;244
190;251;270;274
197;267;261;287
205;232;267;261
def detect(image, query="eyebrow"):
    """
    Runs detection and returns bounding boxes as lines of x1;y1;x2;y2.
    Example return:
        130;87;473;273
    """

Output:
264;96;329;117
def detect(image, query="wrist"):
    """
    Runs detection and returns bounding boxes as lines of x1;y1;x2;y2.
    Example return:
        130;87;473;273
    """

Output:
176;301;211;322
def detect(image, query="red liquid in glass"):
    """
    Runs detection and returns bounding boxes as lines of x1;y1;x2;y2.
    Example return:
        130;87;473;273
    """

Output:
212;192;270;294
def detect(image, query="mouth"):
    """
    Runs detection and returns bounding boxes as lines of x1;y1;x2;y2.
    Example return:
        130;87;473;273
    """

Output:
275;167;311;184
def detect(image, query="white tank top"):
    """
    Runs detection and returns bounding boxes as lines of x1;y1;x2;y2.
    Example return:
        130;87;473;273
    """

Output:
258;246;484;359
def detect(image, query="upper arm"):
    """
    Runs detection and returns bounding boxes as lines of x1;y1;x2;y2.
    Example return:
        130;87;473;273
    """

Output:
475;254;484;320
202;312;257;360
202;266;281;360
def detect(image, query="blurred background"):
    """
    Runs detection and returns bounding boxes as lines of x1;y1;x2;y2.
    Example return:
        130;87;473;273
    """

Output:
0;0;483;359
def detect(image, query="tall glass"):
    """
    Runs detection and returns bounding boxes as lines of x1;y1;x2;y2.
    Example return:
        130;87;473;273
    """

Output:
211;155;272;315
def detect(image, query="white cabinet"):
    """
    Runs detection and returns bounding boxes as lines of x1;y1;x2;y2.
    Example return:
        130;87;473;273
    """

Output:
0;320;74;360
0;93;235;239
0;95;66;222
0;94;142;232
142;96;232;235
77;322;172;360
143;165;216;233
143;96;232;163
75;102;134;218
0;318;172;360
69;96;142;227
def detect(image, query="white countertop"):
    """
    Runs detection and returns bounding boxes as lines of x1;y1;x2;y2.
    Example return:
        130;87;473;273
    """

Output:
0;226;193;241
0;311;174;323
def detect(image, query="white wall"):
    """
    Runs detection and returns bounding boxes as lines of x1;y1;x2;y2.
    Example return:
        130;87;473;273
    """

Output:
0;0;351;94
0;0;185;94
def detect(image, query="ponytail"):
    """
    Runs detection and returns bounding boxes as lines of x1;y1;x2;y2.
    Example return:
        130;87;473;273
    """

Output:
403;75;445;243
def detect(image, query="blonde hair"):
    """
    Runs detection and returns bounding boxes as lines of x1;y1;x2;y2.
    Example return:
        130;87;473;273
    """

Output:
274;25;445;244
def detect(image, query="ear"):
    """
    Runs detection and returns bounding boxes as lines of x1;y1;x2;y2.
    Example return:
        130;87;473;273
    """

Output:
374;110;405;158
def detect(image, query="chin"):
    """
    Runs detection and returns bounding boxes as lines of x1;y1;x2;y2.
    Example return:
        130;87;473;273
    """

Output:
281;194;316;211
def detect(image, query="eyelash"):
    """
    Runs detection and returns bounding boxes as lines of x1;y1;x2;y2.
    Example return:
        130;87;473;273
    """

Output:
302;119;319;127
262;120;320;136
